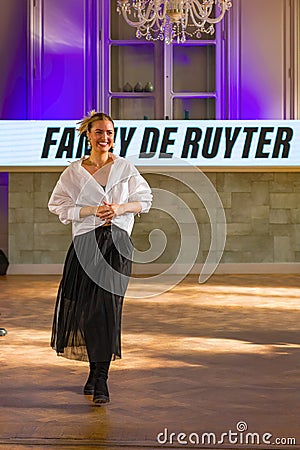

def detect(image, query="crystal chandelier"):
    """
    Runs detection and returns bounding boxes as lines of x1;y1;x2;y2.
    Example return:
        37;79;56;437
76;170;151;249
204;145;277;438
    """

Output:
116;0;232;44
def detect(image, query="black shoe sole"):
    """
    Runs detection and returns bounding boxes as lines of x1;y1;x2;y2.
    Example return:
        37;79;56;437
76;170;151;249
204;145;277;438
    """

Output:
93;395;110;405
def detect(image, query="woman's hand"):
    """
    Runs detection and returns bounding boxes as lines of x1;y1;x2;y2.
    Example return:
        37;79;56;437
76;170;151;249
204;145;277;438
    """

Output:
96;201;124;223
80;201;142;221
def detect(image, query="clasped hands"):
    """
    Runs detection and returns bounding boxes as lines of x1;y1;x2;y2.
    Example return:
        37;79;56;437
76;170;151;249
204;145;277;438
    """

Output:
95;201;124;223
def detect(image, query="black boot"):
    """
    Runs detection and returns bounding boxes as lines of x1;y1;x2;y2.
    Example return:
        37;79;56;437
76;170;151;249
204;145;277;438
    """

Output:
83;362;96;395
93;361;110;405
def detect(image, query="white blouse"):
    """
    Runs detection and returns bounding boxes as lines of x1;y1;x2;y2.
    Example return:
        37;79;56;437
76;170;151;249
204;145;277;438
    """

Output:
48;156;152;236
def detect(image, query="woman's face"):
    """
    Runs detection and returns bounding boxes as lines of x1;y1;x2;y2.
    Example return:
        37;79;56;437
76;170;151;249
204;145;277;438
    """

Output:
87;119;115;154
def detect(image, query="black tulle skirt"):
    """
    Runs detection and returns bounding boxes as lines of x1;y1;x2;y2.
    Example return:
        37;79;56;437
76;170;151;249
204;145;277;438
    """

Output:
50;224;133;362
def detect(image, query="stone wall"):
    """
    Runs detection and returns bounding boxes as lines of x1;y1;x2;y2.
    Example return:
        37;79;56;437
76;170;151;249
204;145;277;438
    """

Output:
9;173;71;264
8;171;300;267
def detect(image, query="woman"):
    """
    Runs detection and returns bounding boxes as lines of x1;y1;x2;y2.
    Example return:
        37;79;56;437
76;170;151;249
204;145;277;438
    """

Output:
48;111;152;405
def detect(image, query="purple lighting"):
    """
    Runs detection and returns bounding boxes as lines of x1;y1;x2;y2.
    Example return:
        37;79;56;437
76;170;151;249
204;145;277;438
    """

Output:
41;0;85;119
0;0;27;120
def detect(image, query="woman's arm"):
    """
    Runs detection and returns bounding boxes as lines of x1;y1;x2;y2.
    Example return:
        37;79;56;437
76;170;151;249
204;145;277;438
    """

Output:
97;201;142;222
79;204;123;220
127;170;152;213
48;180;82;224
49;180;108;223
79;206;98;218
79;202;141;221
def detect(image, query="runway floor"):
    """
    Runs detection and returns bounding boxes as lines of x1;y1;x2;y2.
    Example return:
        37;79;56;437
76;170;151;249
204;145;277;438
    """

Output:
0;274;299;449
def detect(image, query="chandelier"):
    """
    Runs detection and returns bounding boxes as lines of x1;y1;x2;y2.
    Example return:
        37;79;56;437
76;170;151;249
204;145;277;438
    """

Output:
116;0;232;44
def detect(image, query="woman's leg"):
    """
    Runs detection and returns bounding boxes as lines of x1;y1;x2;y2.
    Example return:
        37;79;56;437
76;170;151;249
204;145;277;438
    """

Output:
83;359;111;401
93;360;111;404
83;361;97;395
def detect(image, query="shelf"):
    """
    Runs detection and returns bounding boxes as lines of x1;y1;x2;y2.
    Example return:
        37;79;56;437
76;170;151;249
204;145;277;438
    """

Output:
171;92;217;98
110;44;155;93
172;40;217;46
109;39;155;46
110;97;155;119
173;44;216;92
109;92;155;98
173;97;216;120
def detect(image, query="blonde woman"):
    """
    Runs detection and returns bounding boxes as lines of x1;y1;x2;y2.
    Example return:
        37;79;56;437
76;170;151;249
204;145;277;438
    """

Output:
48;111;152;405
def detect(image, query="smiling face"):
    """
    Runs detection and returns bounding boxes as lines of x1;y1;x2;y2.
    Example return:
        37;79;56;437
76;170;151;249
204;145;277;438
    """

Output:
86;119;115;154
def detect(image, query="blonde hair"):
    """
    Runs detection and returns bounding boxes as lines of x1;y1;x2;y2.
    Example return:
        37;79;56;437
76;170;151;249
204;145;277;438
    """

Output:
77;110;114;135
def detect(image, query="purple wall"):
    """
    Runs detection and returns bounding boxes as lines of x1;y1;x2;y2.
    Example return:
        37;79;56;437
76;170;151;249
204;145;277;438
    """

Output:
239;0;286;119
41;0;86;119
0;0;27;119
0;0;27;256
0;1;294;122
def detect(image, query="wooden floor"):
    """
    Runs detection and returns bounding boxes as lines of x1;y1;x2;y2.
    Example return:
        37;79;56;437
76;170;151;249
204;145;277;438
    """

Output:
0;274;300;449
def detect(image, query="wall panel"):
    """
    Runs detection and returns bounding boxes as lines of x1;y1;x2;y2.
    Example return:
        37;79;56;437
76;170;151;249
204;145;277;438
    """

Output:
239;0;287;119
0;0;27;119
8;172;300;269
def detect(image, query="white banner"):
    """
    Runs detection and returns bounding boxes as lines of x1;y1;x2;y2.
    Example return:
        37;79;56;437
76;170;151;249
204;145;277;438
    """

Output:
0;120;299;167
